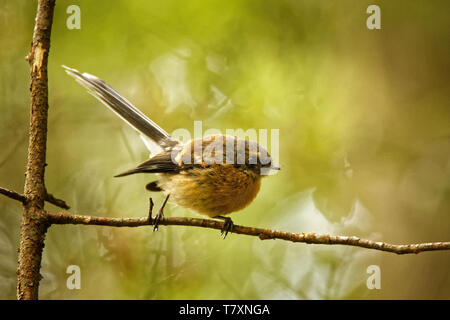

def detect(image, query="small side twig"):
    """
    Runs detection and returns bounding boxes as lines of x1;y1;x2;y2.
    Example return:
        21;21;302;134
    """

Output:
0;186;70;209
0;187;27;203
44;192;70;210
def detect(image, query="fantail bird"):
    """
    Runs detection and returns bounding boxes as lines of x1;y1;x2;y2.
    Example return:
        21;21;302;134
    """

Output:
63;66;280;237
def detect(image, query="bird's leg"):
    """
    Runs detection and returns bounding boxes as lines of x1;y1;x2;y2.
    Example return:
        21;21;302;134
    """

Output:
153;194;170;232
147;198;154;222
214;216;234;239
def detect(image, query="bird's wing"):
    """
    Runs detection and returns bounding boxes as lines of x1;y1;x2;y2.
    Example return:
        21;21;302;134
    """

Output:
114;150;184;177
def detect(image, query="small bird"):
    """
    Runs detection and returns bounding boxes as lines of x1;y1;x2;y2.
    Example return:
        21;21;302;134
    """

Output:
63;66;279;237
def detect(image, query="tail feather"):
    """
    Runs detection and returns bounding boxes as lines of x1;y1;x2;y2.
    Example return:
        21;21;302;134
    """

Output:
62;65;178;149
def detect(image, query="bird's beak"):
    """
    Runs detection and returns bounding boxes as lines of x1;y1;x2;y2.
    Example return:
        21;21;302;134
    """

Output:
270;166;280;170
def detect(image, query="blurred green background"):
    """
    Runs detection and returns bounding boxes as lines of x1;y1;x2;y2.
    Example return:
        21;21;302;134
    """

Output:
0;0;449;299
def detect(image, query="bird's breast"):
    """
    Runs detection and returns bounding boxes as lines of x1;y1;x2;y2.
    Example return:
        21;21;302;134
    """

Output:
158;165;261;217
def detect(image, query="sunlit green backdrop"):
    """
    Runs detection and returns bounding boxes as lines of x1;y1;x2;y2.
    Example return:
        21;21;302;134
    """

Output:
0;0;449;299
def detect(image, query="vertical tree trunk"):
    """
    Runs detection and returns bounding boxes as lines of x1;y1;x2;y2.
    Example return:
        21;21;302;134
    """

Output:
17;0;55;300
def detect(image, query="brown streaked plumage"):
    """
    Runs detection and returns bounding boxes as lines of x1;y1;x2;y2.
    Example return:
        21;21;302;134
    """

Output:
158;164;262;217
63;66;280;237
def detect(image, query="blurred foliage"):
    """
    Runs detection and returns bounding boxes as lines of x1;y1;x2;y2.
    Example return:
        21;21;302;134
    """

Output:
0;0;449;299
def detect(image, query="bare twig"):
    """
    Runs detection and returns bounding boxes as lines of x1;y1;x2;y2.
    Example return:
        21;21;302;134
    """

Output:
47;211;450;255
44;192;70;210
0;187;27;203
0;186;70;209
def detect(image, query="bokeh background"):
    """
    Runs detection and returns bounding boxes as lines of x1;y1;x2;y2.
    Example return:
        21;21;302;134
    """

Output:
0;0;449;299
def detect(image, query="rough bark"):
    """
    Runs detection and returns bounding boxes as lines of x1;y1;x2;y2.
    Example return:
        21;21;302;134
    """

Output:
17;0;55;300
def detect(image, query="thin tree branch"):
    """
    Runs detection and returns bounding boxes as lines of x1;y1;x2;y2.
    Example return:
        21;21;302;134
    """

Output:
0;187;27;203
47;211;450;255
44;192;70;210
0;186;70;209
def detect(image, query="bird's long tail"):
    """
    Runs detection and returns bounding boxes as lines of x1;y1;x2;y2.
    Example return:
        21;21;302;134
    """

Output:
62;65;178;149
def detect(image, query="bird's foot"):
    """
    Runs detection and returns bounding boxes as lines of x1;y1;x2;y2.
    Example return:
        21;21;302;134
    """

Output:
153;194;170;232
215;216;234;239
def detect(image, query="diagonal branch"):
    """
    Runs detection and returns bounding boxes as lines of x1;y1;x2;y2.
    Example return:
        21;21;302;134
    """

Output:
0;187;27;203
43;191;70;210
47;210;450;255
0;186;70;210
